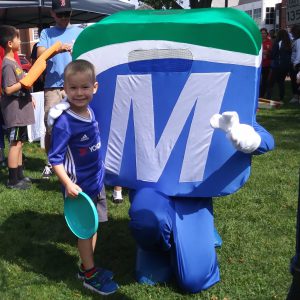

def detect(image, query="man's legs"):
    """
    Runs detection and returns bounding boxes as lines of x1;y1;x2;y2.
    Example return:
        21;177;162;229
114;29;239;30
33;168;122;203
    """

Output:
42;88;65;179
289;65;300;103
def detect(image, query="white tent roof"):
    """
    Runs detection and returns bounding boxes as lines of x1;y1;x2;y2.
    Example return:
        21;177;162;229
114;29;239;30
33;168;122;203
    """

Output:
0;0;135;28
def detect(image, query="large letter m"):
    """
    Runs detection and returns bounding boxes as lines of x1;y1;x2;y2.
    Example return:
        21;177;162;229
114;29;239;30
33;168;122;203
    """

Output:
105;72;230;183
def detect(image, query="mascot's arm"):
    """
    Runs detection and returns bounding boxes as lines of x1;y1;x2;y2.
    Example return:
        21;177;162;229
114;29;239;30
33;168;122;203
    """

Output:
252;121;275;155
210;111;274;154
19;41;62;89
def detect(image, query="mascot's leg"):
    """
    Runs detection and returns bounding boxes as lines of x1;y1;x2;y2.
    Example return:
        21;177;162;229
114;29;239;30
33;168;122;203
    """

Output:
129;188;220;292
171;197;220;293
129;188;173;285
214;226;223;248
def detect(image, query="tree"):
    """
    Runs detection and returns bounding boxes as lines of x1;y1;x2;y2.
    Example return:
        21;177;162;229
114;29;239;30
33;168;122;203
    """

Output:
141;0;212;9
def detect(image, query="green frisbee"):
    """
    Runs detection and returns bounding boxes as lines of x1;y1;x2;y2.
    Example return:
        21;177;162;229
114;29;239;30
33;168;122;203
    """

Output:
64;191;99;239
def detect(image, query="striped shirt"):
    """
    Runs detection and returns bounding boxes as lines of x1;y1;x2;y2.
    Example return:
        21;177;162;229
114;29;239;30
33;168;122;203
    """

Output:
48;107;104;198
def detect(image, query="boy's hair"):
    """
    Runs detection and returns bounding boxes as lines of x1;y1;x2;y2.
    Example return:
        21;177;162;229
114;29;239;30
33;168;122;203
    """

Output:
0;25;19;49
64;59;96;82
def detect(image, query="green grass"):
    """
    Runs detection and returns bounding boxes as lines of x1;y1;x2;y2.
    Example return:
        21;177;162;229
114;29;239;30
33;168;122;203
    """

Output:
0;100;299;299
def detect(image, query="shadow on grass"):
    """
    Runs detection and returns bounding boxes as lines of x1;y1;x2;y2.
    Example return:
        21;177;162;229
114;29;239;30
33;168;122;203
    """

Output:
22;156;45;172
257;107;300;151
0;210;135;299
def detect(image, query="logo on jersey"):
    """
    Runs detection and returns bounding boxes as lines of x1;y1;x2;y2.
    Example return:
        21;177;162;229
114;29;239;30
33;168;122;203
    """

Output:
80;134;89;142
16;68;23;76
89;142;101;152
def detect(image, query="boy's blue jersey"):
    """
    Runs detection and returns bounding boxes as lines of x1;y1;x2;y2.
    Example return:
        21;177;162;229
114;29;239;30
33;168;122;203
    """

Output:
48;108;104;198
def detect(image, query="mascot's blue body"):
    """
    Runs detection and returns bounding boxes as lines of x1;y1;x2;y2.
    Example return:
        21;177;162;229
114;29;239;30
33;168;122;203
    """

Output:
73;8;275;293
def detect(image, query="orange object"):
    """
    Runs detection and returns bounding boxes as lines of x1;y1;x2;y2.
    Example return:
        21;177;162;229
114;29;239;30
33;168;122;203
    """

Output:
20;41;62;89
38;40;62;61
19;58;46;89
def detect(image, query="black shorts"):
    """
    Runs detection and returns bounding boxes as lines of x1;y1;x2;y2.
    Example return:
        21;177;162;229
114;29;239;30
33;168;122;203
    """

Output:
7;126;28;143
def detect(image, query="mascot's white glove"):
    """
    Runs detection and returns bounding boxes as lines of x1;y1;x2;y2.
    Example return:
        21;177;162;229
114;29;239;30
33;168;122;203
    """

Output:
47;99;70;127
210;111;261;154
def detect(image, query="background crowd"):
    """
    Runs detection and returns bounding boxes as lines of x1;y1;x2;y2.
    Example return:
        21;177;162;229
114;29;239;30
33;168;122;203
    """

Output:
260;24;300;104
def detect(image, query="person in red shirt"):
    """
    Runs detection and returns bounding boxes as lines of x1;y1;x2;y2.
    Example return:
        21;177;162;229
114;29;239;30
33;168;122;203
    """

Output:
0;46;21;166
0;46;21;89
259;28;272;98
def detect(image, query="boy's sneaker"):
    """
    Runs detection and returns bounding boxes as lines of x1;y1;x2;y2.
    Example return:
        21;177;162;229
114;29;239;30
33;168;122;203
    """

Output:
111;194;123;204
83;269;118;295
7;180;30;190
21;177;32;183
111;190;123;204
77;266;114;281
41;163;52;179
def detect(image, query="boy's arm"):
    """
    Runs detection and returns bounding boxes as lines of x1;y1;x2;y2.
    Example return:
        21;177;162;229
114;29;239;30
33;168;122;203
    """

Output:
2;63;26;95
52;164;82;198
4;81;23;96
48;121;81;198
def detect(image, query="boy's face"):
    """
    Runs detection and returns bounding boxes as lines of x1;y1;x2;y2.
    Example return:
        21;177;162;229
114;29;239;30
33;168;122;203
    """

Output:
64;71;98;111
8;36;21;52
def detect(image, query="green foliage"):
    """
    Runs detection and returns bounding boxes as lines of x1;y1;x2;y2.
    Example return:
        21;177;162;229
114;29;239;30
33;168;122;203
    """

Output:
0;96;299;299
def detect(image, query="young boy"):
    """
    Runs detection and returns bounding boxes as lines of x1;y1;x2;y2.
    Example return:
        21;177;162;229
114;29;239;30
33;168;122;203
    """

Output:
0;25;35;189
48;60;118;296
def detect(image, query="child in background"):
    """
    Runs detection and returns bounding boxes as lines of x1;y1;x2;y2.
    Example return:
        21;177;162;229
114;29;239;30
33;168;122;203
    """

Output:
48;59;118;296
112;186;123;204
0;45;22;167
0;25;35;189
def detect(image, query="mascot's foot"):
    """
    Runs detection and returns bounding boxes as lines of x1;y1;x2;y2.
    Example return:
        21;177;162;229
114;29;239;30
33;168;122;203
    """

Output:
135;247;172;285
214;227;222;248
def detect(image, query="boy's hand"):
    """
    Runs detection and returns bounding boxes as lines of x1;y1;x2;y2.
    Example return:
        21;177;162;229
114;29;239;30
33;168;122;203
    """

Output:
52;164;82;198
65;182;82;198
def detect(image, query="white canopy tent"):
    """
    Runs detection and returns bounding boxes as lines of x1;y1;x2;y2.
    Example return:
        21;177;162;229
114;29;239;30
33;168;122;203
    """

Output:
0;0;135;29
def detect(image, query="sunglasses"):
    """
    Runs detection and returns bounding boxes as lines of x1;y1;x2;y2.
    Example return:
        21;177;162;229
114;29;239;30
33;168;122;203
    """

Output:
56;11;71;18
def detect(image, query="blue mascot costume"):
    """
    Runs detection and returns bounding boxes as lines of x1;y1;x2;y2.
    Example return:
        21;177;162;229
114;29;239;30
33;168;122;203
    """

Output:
73;8;274;293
